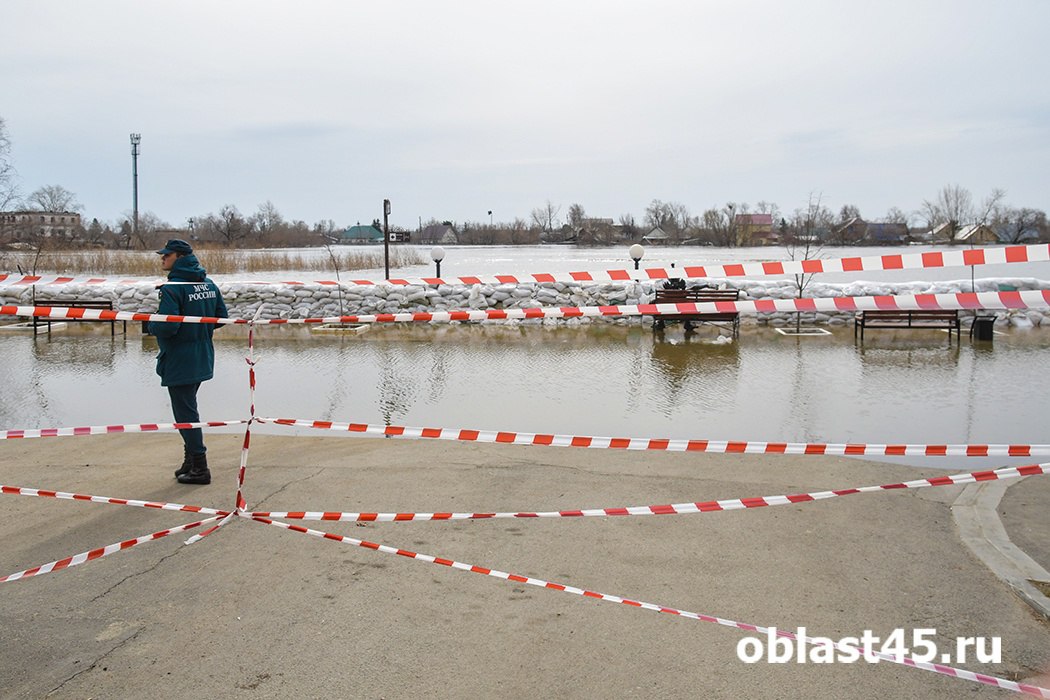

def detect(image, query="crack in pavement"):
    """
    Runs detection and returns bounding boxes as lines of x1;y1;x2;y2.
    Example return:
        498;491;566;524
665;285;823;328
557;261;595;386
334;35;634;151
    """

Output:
249;467;327;510
87;467;326;602
45;627;143;697
89;547;185;604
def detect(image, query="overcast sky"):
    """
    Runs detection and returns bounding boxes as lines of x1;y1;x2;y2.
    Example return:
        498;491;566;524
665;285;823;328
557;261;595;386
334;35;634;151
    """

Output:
3;1;1048;231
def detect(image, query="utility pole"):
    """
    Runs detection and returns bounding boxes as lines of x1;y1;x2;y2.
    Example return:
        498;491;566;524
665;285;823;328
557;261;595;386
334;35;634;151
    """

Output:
383;198;391;280
130;133;141;247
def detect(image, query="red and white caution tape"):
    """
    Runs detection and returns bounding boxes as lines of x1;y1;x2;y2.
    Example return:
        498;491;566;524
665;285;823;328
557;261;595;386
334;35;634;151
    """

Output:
256;417;1050;458
0;305;242;325
4;243;1047;288
0;420;247;440
247;464;1048;522
0;484;229;516
184;510;238;546
0;275;158;287
253;516;1049;697
234;423;252;515
0;514;225;583
5;289;1050;326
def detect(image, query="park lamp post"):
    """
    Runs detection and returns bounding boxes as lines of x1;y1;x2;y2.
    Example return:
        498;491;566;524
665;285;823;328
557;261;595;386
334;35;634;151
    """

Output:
629;243;645;270
130;133;141;243
430;246;445;278
383;198;391;280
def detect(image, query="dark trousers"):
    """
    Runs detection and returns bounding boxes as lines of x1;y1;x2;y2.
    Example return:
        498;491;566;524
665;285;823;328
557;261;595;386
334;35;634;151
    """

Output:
168;383;205;455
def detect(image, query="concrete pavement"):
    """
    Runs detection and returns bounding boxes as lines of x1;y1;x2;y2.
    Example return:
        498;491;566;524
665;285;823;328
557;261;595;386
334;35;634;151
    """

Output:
1;433;1048;698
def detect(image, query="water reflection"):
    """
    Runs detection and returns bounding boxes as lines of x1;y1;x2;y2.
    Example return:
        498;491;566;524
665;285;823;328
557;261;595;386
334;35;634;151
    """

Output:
3;324;1050;454
374;342;419;426
31;333;119;370
647;333;740;411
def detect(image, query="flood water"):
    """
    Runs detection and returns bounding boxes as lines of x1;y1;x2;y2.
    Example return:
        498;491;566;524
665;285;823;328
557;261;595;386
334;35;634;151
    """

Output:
167;243;1050;285
3;321;1049;470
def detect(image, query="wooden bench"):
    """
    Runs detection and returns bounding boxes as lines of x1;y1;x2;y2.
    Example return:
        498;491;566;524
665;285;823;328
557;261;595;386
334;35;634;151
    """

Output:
652;287;740;337
33;298;125;336
854;309;960;340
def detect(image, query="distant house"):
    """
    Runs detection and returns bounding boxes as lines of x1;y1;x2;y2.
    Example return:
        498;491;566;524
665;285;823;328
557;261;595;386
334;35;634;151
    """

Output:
862;222;909;246
577;217;618;244
908;226;934;244
418;222;458;245
956;224;999;245
930;222;955;243
340;224;384;244
830;217;908;246
542;226;578;244
831;217;867;245
0;210;82;242
642;227;670;245
734;213;775;246
993;223;1041;244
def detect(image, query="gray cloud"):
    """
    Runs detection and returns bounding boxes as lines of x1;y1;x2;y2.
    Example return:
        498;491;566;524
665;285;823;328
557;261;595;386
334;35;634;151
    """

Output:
2;0;1047;228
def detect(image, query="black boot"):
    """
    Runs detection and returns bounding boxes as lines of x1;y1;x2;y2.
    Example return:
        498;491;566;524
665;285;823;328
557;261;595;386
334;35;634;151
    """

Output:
176;452;211;485
174;448;192;479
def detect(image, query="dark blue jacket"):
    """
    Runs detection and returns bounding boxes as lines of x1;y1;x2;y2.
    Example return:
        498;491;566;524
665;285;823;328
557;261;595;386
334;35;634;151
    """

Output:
149;255;229;387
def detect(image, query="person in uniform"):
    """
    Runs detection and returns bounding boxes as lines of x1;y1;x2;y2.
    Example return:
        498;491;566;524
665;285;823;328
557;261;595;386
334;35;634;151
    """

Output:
149;239;228;485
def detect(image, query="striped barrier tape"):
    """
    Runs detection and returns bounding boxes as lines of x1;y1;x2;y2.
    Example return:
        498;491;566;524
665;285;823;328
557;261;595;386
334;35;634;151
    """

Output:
184;510;239;546
234;310;264;514
256;417;1050;457
0;275;156;287
0;515;225;583
3;243;1048;288
4;288;1050;327
247;464;1049;522
0;420;248;440
252;515;1050;697
234;423;252;516
0;484;230;516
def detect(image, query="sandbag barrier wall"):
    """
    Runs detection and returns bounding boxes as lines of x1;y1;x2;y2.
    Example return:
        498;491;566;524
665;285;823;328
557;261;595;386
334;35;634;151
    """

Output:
4;277;1050;329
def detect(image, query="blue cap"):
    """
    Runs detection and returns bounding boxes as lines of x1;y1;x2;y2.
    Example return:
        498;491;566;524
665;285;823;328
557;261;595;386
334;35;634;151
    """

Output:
156;239;193;256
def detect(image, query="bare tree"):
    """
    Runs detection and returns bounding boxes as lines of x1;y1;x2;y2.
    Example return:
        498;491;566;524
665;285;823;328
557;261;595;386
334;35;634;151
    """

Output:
619;213;638;240
530;200;561;234
84;218;107;246
251;200;285;243
668;202;692;240
921;184;974;241
701;207;734;247
754;200;781;223
508;217;534;244
786;192;829;332
27;184;81;212
883;206;913;225
837;204;861;223
120;210;168;249
319;228;347;318
644;199;692;240
566;202;586;230
922;184;1007;242
644;199;675;231
214;204;251;245
995;207;1046;244
826;203;864;245
0;116;18;214
975;187;1006;226
313;219;338;243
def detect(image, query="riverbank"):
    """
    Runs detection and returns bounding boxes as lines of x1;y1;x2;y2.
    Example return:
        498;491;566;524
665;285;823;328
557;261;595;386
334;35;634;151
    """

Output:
1;434;1048;697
